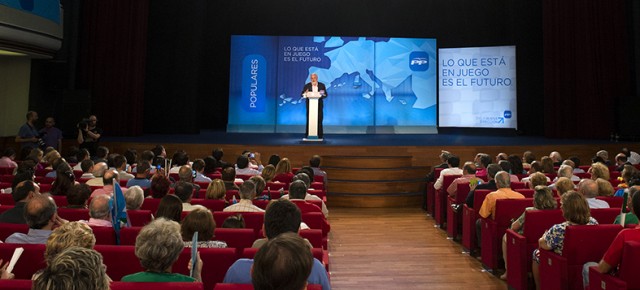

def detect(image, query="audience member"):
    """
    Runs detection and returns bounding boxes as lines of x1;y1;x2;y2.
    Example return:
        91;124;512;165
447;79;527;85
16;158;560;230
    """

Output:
155;194;183;222
236;154;263;176
222;167;240;191
90;169;117;198
80;159;95;179
181;208;227;248
501;185;557;280
289;180;330;232
114;154;134;180
498;160;520;182
213;148;229;169
554;177;575;196
50;162;75;196
83;195;113;227
150;173;171;198
532;191;598;290
614;165;639;197
40;222;96;274
589;162;610;181
578;179;609;208
127;161;152;188
614;153;629;172
622;147;640;165
252;233;315;290
261;165;276;183
426;150;452;182
124;186;145;210
475;153;491;178
0;180;40;224
447;162;477;197
569;156;585;173
522;151;536;171
554;164;580;182
281;173;329;218
151;144;166;159
250;175;267;198
224;181;264;212
0;148;17;167
309;155;328;185
583;189;640;288
267;154;281;167
596;150;611;166
434;155;463;190
540;156;555;174
72;149;90;171
93;146;109;164
205;179;227;201
66;183;91;209
465;164;501;208
174;181;205;211
6;195;66;243
192;159;212;183
202;156;218;175
549;151;563;167
272;158;294;183
508;154;526;175
596;178;614;196
169;150;190;174
495;152;508;163
33;247;109;290
121;218;202;282
86;162;108;186
222;214;245;228
614;186;640;226
476;171;525;247
224;200;330;290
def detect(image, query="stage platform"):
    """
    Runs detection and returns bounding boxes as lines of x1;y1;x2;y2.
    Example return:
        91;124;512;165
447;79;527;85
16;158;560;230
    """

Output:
99;130;632;208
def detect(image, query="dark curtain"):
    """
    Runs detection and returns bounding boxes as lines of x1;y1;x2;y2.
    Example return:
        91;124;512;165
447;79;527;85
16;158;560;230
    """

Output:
543;0;631;139
77;0;149;136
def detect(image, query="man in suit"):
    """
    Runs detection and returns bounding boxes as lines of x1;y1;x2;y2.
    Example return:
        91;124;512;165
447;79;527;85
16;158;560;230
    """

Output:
301;73;328;139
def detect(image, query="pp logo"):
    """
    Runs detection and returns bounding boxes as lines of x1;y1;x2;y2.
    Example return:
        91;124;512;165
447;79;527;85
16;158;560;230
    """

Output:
504;110;512;119
409;52;429;71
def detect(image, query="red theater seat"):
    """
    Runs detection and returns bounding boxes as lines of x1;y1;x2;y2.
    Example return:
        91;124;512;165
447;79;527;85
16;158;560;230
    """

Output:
191;199;227;212
213;284;322;290
0;243;46;279
56;208;90;221
140;197;162;213
127;210;153;227
425;168;444;215
538;224;622;290
89;226;117;245
0;223;29;241
446;183;470;239
480;198;533;271
111;282;204;290
461;189;491;252
50;195;68;207
434;175;461;228
214;212;264;238
0;194;14;205
214;228;255;250
595;196;623;209
590;208;621;224
588;240;640;290
0;167;15;175
0;205;12;215
119;226;142;245
505;209;564;290
0;279;32;289
514;188;534;198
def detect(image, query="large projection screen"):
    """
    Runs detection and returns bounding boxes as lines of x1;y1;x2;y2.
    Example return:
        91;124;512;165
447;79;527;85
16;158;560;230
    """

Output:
228;36;437;134
438;46;517;129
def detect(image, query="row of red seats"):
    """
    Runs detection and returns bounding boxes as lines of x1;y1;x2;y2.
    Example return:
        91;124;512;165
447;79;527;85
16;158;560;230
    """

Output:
0;242;324;290
0;280;323;290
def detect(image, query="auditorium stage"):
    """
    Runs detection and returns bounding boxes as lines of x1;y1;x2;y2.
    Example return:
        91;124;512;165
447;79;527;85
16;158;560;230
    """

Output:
101;130;630;207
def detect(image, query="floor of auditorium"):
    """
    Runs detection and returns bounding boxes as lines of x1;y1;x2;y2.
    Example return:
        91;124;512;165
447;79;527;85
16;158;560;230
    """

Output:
327;207;506;290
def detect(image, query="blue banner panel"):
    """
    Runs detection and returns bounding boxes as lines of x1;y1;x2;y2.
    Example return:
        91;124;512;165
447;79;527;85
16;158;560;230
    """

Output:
0;0;61;24
228;35;437;133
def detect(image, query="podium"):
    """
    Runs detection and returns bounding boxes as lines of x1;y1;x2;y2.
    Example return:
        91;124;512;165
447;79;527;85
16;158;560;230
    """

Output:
303;91;323;142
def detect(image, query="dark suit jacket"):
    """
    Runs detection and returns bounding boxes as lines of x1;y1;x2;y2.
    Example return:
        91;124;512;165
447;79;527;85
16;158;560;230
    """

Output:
0;202;26;224
301;82;328;100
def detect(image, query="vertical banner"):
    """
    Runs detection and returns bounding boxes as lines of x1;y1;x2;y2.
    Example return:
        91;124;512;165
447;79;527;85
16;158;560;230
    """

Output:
438;46;517;128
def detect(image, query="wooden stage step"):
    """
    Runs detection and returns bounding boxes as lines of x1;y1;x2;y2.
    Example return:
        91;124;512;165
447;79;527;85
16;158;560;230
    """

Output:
323;156;426;208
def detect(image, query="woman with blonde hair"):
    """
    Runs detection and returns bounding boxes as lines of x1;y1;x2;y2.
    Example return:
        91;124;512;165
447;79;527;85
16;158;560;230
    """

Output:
261;164;276;183
554;177;575;196
205;179;227;201
501;185;558;280
33;247;109;290
532;191;598;289
596;178;614;196
589;162;610;181
273;158;294;184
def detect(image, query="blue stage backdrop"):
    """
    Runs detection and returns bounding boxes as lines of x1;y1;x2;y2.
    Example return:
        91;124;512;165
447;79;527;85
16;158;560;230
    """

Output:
228;36;437;134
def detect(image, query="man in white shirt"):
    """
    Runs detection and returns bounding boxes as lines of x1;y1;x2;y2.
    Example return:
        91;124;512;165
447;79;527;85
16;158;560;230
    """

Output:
622;147;640;165
578;179;609;209
434;156;463;190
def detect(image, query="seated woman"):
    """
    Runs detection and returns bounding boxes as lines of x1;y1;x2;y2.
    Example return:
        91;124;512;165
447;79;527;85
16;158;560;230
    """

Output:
501;185;557;280
33;221;97;279
614;165;638;197
532;190;598;290
205;179;227;203
614;187;639;226
122;218;203;282
181;208;227;248
33;247;109;290
554;177;575;197
50;162;76;196
261;165;276;183
155;194;183;223
272;158;294;184
596;178;614;197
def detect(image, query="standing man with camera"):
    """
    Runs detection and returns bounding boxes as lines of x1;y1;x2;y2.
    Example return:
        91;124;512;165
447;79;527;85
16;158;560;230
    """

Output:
77;115;102;156
15;111;41;153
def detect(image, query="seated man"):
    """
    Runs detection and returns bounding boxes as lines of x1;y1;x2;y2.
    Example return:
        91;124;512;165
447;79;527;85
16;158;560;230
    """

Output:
86;162;108;186
80;159;95;179
253;233;314;290
235;155;262;176
66;183;92;209
222;166;240;191
288;180;330;233
6;195;67;243
583;188;640;288
126;161;152;188
476;171;525;246
114;154;134;180
434;155;463;190
176;165;201;192
578;179;609;208
174;181;205;212
82;195;113;227
223;180;264;212
192;159;212;183
90;169;118;198
447;162;477;197
224;199;330;290
0;180;40;224
281;173;328;218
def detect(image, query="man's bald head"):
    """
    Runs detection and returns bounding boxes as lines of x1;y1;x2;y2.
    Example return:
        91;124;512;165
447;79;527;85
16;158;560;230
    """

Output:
495;171;511;188
578;179;599;198
178;165;193;182
25;195;56;229
92;162;108;177
89;195;111;221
